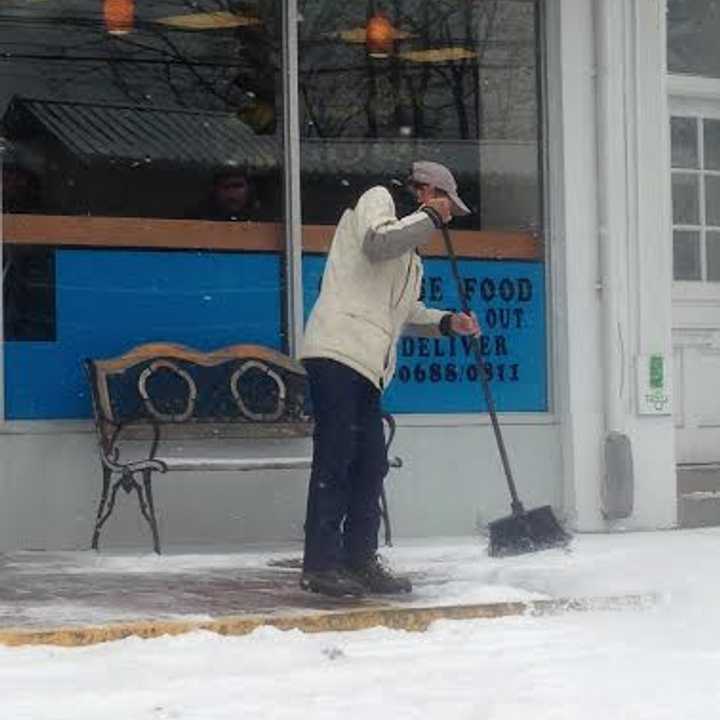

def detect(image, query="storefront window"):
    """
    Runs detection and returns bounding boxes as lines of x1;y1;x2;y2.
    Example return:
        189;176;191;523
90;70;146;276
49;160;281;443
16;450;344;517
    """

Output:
1;0;547;418
298;0;547;412
1;1;286;419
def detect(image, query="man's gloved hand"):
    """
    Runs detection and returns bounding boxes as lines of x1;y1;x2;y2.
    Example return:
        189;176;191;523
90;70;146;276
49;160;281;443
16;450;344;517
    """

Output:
423;196;453;224
449;311;481;336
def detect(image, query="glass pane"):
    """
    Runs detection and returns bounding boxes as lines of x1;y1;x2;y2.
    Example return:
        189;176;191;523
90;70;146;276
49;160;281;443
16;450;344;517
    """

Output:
706;175;720;225
1;2;286;419
672;116;699;169
299;0;548;414
704;119;720;170
668;0;720;78
298;0;540;231
1;5;281;219
672;173;700;224
674;230;702;281
707;231;720;281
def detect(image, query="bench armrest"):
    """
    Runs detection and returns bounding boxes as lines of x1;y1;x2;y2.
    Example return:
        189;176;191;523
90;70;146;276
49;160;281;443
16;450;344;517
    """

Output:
99;446;167;475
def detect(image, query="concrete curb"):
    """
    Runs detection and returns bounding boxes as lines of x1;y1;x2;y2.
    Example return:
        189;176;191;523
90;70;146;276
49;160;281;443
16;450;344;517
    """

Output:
0;594;656;648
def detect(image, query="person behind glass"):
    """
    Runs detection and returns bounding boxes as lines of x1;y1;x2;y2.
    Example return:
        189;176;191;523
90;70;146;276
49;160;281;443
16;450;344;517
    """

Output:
192;166;260;221
299;161;481;598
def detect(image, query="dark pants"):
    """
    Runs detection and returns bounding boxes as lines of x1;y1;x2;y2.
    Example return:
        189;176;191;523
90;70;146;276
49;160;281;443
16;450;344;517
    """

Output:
302;358;387;572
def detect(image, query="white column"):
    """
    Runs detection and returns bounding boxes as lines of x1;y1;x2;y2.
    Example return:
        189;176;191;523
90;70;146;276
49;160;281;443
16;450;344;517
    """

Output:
548;0;606;530
624;0;676;528
550;0;676;530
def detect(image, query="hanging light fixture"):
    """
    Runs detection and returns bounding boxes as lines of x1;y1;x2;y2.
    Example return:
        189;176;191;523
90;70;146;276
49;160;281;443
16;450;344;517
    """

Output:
155;11;262;31
398;47;478;64
329;15;412;50
365;12;395;58
104;0;134;35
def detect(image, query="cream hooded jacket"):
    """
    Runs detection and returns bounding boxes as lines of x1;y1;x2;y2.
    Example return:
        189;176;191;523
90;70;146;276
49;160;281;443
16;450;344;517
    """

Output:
300;185;449;391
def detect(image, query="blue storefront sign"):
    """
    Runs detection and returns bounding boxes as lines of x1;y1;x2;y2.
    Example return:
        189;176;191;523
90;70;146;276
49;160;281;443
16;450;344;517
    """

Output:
303;255;547;413
5;249;547;419
5;249;282;419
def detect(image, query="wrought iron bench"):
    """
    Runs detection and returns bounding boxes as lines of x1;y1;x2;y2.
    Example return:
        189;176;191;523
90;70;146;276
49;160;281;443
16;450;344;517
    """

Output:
84;343;402;554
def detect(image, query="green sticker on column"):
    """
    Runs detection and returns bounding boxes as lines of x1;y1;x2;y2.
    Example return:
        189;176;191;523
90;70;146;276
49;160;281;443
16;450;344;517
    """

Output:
649;354;664;389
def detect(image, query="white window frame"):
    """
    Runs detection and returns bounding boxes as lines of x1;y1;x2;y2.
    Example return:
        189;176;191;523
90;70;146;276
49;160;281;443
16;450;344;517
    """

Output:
669;74;720;303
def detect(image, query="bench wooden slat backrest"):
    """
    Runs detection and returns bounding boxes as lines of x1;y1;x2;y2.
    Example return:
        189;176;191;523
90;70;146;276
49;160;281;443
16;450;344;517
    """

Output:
85;343;313;449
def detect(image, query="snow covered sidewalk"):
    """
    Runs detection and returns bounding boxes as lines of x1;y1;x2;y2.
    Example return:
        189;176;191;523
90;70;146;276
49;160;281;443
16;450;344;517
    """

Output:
1;528;720;718
0;528;716;636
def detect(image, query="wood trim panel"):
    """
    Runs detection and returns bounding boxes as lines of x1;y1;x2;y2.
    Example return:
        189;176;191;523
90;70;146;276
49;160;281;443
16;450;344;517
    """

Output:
2;214;542;260
3;215;284;252
420;229;541;260
301;224;542;260
94;342;305;375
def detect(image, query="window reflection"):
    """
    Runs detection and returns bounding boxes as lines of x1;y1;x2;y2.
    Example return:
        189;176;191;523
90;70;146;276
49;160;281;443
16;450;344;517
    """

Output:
674;230;702;281
298;0;541;231
1;0;282;220
671;116;699;169
0;1;286;418
668;0;720;78
0;0;548;417
299;1;548;415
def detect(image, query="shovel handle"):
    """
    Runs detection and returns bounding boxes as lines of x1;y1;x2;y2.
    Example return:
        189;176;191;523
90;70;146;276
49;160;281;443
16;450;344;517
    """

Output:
440;226;524;513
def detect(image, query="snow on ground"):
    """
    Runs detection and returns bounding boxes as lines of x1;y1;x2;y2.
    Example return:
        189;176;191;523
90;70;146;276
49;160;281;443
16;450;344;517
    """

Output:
2;528;720;719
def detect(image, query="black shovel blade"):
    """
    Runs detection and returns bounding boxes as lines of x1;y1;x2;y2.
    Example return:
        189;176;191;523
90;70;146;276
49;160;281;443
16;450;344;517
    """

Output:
488;505;571;557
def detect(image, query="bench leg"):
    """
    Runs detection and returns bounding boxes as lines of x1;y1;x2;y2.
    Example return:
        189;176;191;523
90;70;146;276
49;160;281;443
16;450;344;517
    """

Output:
138;469;161;555
91;468;162;555
91;469;125;551
91;466;113;550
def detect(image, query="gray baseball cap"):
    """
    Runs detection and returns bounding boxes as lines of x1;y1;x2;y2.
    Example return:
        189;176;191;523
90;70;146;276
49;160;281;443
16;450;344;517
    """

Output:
410;160;471;215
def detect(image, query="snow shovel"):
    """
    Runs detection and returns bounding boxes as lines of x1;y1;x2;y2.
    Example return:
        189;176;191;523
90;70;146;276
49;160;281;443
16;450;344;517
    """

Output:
440;225;571;557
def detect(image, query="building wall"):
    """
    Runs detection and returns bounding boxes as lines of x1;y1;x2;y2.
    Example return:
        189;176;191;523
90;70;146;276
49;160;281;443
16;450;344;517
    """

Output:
0;0;684;553
0;420;562;552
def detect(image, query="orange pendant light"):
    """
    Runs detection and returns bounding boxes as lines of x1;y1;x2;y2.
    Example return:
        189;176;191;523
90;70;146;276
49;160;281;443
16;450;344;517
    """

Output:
366;12;394;58
104;0;134;35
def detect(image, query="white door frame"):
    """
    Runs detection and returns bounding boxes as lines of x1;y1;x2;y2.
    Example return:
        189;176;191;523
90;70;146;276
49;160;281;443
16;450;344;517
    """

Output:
668;74;720;463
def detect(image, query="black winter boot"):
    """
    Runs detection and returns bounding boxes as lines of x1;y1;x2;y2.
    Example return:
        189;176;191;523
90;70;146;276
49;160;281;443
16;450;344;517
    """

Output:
349;555;412;594
300;569;367;598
